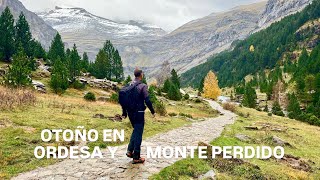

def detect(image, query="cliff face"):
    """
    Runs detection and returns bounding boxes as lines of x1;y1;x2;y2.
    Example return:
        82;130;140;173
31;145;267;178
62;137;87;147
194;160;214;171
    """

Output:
0;0;57;49
258;0;313;29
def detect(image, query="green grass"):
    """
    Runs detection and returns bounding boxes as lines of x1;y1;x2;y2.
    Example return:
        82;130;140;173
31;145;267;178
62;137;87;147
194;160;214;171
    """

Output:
152;107;320;179
0;86;216;179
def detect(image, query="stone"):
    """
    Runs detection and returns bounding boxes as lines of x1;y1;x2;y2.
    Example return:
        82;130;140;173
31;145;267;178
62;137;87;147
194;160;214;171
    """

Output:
0;68;6;77
93;114;106;119
272;136;292;147
32;80;46;93
98;96;110;102
199;170;216;180
235;134;251;142
244;126;259;130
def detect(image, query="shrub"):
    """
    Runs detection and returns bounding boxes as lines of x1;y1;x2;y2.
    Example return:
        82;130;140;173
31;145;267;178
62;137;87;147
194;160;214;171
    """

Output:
184;93;190;100
223;103;236;112
309;115;319;125
84;92;96;101
70;80;85;90
154;100;167;116
195;98;201;103
0;88;36;110
268;112;272;117
168;112;177;117
110;93;119;103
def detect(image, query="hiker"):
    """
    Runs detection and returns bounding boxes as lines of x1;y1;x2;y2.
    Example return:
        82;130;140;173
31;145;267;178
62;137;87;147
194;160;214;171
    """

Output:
119;68;155;164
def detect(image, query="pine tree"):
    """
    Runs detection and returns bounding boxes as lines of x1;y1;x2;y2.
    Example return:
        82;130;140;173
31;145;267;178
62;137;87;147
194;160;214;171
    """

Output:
4;47;31;87
243;85;257;108
68;44;81;82
15;13;32;57
113;50;124;81
167;83;182;101
48;33;65;64
203;71;221;100
272;101;285;117
287;93;302;119
82;52;90;71
0;7;15;61
198;76;205;93
171;69;180;89
124;75;132;85
163;79;171;93
91;49;110;79
31;40;46;59
103;40;115;79
50;58;69;94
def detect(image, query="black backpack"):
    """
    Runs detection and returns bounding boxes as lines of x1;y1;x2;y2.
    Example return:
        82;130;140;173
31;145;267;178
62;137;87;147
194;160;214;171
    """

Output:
119;82;141;112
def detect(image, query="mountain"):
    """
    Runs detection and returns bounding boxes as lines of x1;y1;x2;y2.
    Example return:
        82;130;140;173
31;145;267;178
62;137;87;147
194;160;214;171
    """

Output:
181;0;319;88
257;0;313;29
122;2;267;77
38;6;167;60
0;0;57;49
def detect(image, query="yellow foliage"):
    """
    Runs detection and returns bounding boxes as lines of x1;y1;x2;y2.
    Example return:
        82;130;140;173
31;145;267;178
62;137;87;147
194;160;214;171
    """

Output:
202;71;221;100
250;45;255;52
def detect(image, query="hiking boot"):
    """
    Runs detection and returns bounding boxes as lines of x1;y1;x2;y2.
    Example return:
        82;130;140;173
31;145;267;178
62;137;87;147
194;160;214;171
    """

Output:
126;152;134;158
132;157;145;164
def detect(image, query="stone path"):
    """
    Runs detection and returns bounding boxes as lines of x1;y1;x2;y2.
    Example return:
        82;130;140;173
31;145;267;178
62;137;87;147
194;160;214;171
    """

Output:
13;100;236;180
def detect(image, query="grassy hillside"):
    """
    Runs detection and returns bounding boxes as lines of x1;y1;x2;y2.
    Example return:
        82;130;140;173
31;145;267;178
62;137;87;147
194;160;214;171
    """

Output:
181;0;320;88
0;85;217;179
151;107;320;179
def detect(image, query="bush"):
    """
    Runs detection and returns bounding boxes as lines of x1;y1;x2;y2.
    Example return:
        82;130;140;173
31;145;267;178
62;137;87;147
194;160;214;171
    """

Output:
0;88;36;110
223;103;236;112
168;112;177;117
84;92;96;101
154;100;167;116
268;112;273;117
184;93;190;100
195;98;201;103
309;115;319;125
110;93;119;103
70;80;85;90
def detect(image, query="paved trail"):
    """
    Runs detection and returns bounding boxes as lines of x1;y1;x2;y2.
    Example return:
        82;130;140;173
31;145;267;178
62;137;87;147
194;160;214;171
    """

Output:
13;100;236;180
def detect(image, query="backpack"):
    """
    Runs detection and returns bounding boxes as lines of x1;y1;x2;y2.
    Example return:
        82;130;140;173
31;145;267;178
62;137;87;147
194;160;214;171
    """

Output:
119;82;141;112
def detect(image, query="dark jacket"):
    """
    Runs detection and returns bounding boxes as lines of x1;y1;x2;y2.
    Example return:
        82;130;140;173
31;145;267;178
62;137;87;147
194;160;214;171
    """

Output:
122;78;155;117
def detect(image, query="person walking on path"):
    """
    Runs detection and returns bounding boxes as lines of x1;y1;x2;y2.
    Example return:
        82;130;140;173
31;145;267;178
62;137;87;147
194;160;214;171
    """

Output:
120;68;155;164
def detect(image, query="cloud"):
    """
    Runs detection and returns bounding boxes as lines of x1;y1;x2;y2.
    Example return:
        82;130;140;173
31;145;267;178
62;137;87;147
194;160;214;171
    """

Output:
19;0;265;31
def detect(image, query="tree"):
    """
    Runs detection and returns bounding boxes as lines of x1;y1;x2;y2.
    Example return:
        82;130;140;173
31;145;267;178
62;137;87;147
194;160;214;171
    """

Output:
202;71;221;100
48;33;65;64
167;83;182;101
243;85;257;108
91;49;110;79
68;44;81;82
0;7;15;61
124;75;132;85
287;93;301;119
198;76;205;93
163;79;171;93
81;52;90;71
4;47;31;87
171;69;180;89
15;13;32;57
31;40;46;59
272;101;285;117
113;50;124;81
50;58;69;94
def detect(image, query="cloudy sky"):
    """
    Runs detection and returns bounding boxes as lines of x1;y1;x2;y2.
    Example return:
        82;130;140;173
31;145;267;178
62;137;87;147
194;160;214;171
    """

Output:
19;0;265;31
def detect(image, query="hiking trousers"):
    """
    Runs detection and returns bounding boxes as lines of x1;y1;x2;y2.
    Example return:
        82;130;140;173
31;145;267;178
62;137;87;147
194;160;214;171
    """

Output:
127;111;145;159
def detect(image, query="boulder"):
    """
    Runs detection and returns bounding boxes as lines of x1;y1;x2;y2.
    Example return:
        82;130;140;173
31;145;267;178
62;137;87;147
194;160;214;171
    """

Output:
272;136;292;147
32;80;46;93
235;134;251;142
199;170;216;180
93;114;105;119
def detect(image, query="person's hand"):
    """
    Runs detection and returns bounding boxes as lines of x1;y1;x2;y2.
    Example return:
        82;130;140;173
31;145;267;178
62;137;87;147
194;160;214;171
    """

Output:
151;113;156;118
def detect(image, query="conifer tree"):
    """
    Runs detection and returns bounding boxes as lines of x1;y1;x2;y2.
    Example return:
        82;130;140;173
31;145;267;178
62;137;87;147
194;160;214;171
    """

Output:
50;58;69;94
31;40;46;59
272;101;285;117
92;49;110;79
167;83;182;101
48;33;65;64
171;69;180;89
0;7;15;61
163;79;171;93
243;85;257;108
15;13;32;57
82;52;90;71
287;93;302;119
124;75;132;85
4;47;31;87
202;71;221;100
68;44;81;82
113;50;124;81
198;76;205;93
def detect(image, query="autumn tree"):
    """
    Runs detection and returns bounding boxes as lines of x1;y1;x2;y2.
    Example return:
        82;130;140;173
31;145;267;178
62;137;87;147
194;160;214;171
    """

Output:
202;71;221;100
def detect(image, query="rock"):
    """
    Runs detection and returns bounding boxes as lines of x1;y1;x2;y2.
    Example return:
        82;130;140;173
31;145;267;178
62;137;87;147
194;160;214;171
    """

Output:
186;104;193;108
93;114;106;119
169;103;176;106
235;134;251;142
32;80;46;93
0;68;6;77
272;136;292;147
244;126;259;130
199;170;216;180
97;96;110;102
180;89;186;95
279;154;312;172
108;114;123;122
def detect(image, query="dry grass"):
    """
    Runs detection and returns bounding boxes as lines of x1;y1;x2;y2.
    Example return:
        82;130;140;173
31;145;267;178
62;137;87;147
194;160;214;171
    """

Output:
223;102;236;112
0;87;36;110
